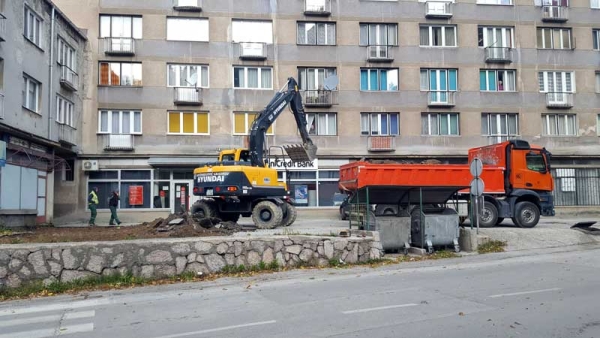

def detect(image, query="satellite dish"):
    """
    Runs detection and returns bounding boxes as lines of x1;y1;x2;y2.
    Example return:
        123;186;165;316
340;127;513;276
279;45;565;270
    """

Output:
186;73;198;87
323;75;339;91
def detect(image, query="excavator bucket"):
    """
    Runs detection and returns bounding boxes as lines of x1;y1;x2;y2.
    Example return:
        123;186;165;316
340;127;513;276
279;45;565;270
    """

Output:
283;143;318;162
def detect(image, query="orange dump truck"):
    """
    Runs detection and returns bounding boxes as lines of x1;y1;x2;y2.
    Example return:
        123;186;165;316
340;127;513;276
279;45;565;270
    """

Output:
339;140;555;228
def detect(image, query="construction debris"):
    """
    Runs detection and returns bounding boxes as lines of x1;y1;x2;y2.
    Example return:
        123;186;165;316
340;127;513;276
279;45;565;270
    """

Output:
141;212;253;236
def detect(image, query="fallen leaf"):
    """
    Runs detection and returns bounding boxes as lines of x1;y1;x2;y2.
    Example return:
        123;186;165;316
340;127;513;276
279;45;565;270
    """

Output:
459;312;464;316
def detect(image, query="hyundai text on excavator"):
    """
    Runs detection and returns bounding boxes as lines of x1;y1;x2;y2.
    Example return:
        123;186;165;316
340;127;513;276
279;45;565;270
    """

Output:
191;77;319;229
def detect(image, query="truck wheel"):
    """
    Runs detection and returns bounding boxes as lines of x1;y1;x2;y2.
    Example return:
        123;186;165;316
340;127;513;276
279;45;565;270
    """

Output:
514;201;540;228
252;201;283;229
479;201;498;228
280;203;297;227
495;217;504;225
191;201;218;228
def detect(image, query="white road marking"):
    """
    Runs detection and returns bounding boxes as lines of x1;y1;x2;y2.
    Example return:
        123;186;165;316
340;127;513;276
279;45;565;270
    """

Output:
342;303;418;314
153;320;277;338
57;322;95;336
0;298;109;317
0;328;56;338
489;287;562;298
63;310;95;320
0;310;94;328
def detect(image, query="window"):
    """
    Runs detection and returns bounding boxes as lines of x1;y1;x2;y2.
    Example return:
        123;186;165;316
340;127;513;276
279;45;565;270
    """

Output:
167;18;208;42
598;115;600;135
232;20;273;43
359;23;398;46
480;70;516;91
594;29;600;50
360;68;398;91
477;0;512;5
56;96;74;127
542;114;576;136
596;72;600;93
100;15;142;39
537;28;573;49
538;71;575;93
168;112;209;135
526;152;546;172
419;25;457;47
167;64;208;87
233;112;274;135
360;113;399;136
24;6;43;47
593;0;600;8
57;38;76;71
298;68;337;90
99;62;142;86
297;22;336;45
478;26;514;48
22;75;40;112
420;69;458;91
306;113;337;136
421;113;460;136
98;110;142;134
481;113;518;141
233;67;272;89
62;159;75;182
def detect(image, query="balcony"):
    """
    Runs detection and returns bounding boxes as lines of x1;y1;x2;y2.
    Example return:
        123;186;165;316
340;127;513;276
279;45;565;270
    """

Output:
425;1;452;18
542;6;568;22
102;134;135;151
0;92;4;119
103;37;136;56
174;87;203;106
236;42;267;60
302;90;338;107
304;0;331;16
427;91;456;107
484;47;513;63
366;45;394;62
59;65;78;91
545;92;574;109
367;136;396;152
57;123;77;146
173;0;202;11
0;13;6;42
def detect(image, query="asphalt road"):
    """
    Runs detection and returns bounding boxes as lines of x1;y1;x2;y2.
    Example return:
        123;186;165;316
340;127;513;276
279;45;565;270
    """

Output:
1;245;600;338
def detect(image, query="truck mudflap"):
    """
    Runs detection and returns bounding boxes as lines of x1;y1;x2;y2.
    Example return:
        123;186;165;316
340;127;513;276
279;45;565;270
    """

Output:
539;192;555;216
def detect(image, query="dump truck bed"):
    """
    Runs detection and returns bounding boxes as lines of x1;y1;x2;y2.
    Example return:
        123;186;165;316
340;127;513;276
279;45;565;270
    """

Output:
339;161;506;195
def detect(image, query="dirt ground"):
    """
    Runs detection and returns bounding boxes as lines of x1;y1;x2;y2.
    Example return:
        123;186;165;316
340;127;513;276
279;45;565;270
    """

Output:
0;215;249;244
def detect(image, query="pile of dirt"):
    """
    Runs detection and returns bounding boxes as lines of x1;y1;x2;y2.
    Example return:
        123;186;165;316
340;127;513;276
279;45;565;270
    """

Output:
142;212;248;236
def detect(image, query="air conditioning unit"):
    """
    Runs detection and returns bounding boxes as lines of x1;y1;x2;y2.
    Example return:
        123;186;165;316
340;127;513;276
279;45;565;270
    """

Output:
82;160;99;171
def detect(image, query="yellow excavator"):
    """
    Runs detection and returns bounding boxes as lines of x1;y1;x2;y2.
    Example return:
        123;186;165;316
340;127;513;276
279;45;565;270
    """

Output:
191;77;319;229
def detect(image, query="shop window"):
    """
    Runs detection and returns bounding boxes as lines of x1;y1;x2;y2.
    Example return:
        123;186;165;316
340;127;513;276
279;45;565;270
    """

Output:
319;170;339;179
87;182;119;209
318;181;339;207
153;181;171;209
88;171;118;180
290;182;317;207
289;171;317;180
121;170;151;180
155;169;171;180
173;171;194;180
120;182;151;209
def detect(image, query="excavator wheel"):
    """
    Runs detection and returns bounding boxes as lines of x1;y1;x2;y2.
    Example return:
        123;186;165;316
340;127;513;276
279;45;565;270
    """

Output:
191;200;219;228
280;202;297;227
252;201;283;229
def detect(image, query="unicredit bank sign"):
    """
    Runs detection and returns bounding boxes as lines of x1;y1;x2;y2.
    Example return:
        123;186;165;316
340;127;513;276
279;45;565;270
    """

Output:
268;158;319;171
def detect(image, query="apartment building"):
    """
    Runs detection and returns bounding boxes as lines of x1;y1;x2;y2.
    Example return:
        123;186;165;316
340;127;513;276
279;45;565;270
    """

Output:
0;0;86;226
51;0;600;215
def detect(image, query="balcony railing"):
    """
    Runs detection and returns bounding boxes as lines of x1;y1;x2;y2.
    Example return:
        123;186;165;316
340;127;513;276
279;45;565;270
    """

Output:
236;42;267;60
302;90;338;107
0;92;4;119
304;0;331;16
173;0;202;11
367;136;396;152
0;14;6;42
427;91;456;107
546;92;574;108
366;45;394;62
542;6;568;22
425;1;453;18
59;65;78;91
174;87;203;105
484;47;513;63
103;134;135;151
103;37;136;56
57;123;77;145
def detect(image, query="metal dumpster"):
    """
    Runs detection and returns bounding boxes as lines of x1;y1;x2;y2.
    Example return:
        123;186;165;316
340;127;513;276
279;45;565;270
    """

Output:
410;207;460;253
372;209;411;253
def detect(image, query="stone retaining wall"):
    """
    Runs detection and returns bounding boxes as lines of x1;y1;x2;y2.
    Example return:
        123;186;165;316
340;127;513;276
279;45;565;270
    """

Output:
0;233;383;288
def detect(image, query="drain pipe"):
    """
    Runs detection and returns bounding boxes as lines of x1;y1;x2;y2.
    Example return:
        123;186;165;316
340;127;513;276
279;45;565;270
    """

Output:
47;5;56;140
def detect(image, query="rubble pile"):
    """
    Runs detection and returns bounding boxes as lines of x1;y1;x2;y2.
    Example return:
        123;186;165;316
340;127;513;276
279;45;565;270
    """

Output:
141;212;247;236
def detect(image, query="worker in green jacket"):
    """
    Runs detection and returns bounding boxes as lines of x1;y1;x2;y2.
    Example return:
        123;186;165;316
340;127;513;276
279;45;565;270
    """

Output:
88;187;99;226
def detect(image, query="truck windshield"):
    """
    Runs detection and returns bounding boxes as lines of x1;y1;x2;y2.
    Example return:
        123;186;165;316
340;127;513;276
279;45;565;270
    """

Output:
526;152;546;172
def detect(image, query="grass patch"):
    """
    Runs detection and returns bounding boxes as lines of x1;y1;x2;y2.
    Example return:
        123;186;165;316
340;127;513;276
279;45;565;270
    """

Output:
0;227;13;237
477;240;507;254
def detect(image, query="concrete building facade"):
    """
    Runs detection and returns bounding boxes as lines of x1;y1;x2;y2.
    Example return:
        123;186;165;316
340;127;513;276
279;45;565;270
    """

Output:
50;0;599;216
0;0;87;226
